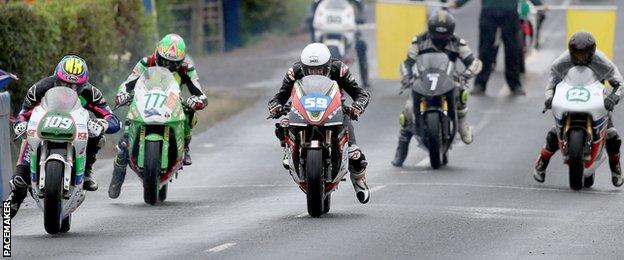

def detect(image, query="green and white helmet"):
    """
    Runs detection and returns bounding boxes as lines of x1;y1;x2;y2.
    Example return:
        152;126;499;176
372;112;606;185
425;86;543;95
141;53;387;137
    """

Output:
156;33;187;70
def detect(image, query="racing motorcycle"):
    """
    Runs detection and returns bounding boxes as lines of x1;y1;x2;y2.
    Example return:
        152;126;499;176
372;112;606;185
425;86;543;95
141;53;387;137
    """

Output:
123;67;186;205
20;87;100;234
406;52;461;169
547;66;612;190
313;0;357;63
271;75;351;217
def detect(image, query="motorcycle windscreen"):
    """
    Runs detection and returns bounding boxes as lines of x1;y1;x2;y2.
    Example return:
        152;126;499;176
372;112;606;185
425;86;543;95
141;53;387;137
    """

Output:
133;67;184;124
563;66;600;87
42;87;81;113
138;67;180;92
324;0;349;9
290;75;343;126
412;53;455;96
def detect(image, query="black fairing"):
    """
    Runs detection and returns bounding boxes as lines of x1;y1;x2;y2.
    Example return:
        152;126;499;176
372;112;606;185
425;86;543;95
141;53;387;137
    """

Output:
409;53;459;153
411;53;455;97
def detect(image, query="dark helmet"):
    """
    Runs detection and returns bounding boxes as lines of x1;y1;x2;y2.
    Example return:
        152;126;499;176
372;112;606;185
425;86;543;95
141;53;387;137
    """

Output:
428;10;455;47
568;31;596;65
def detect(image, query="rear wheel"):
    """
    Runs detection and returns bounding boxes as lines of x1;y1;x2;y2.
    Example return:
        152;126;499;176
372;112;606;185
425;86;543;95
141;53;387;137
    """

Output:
158;183;168;202
43;160;64;234
425;113;443;169
60;215;71;233
567;129;585;190
306;150;325;217
143;141;161;205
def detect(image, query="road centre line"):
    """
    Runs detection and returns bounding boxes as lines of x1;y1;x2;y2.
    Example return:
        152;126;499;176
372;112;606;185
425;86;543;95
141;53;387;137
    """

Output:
206;242;237;253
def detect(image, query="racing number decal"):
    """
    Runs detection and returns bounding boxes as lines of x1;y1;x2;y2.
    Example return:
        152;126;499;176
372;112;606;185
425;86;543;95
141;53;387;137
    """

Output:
304;97;329;110
144;93;168;109
43;116;73;129
427;73;440;91
566;88;590;102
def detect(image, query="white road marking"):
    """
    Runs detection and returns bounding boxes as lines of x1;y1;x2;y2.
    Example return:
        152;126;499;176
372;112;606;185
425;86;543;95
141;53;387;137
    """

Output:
369;185;387;193
294;212;309;218
202;143;215;148
206;242;237;253
383;182;623;195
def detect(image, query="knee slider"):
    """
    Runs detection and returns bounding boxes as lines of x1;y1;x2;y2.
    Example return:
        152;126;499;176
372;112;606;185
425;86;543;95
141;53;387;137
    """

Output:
460;89;469;106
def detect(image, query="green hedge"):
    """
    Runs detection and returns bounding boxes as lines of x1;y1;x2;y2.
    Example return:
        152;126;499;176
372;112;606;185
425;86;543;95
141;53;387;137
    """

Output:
0;0;154;113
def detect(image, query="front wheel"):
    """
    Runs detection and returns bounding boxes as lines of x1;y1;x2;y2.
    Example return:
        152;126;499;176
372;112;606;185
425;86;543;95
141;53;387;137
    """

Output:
143;141;162;205
425;113;443;169
323;193;331;214
306;149;325;217
158;183;168;202
567;129;586;190
60;215;71;233
43;160;64;234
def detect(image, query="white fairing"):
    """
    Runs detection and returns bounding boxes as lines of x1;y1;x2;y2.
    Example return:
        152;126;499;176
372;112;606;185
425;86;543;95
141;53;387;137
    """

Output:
552;66;608;122
26;87;90;219
313;0;357;57
134;67;182;125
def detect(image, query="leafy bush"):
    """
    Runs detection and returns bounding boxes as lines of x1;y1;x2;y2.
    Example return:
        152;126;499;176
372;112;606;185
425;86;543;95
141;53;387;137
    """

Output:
0;0;154;113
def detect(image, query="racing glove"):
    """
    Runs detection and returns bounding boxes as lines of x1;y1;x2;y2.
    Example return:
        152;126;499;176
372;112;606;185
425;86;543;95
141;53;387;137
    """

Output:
186;95;208;110
605;93;620;111
268;103;283;119
544;96;553;110
116;91;131;106
13;121;27;136
345;103;364;120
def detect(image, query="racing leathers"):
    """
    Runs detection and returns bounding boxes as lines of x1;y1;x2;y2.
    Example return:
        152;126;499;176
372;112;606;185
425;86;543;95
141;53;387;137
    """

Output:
268;59;372;203
109;54;207;198
8;76;120;218
307;0;371;88
392;33;483;167
534;50;624;186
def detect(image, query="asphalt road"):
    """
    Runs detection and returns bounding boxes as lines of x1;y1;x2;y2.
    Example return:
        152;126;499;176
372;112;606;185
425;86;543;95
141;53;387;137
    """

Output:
9;0;624;259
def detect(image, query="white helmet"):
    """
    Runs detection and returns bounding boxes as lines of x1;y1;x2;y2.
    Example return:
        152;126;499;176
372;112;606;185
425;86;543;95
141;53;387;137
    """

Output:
300;43;331;67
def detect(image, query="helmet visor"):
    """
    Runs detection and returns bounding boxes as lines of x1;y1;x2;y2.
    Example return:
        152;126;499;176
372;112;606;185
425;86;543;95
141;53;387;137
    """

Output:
571;49;591;65
306;66;328;76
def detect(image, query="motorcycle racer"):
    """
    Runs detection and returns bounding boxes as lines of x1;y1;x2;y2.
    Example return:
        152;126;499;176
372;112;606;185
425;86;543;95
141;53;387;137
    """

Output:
533;31;624;187
392;10;482;167
109;33;208;199
268;43;371;204
8;55;121;218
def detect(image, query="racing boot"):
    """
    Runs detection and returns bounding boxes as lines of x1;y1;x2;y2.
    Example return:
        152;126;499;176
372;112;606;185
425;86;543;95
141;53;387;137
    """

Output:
109;137;129;198
349;145;370;204
391;140;409;167
606;134;623;187
83;169;98;191
8;166;30;219
533;148;554;183
458;117;473;144
609;154;622;187
183;138;192;165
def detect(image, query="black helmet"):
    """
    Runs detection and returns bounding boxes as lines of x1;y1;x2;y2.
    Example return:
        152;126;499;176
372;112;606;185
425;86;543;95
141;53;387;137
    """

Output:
568;31;596;65
428;10;455;47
